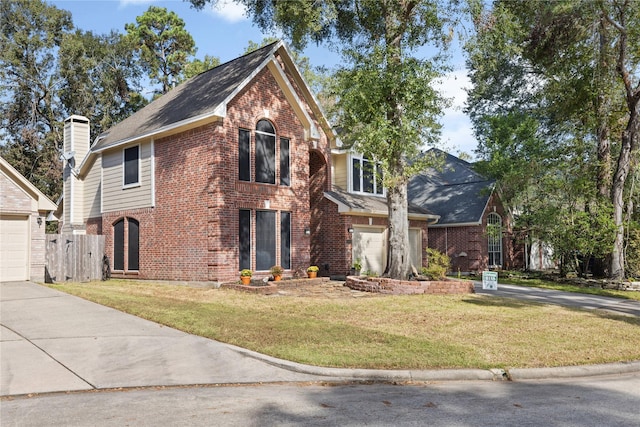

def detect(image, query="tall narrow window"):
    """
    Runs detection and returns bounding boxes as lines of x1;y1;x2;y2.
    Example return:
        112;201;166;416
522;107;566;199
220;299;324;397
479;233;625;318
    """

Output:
128;218;139;271
362;159;374;193
487;213;503;267
352;158;361;192
280;212;291;269
256;211;276;270
238;129;251;181
124;146;139;186
239;210;251;270
255;120;276;184
113;219;125;270
280;137;290;186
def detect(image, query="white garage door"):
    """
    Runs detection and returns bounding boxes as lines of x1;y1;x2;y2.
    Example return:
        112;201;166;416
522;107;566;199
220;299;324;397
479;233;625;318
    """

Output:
0;215;30;281
352;227;387;276
409;228;423;271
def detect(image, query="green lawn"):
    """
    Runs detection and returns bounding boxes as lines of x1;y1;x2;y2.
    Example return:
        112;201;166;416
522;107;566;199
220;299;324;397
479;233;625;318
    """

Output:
49;279;640;370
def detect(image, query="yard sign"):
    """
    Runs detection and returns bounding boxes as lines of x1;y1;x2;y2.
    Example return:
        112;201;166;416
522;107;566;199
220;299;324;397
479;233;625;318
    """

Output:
482;271;498;290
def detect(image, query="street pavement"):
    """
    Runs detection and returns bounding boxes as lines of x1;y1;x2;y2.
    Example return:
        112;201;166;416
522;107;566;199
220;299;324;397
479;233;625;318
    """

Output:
1;280;639;398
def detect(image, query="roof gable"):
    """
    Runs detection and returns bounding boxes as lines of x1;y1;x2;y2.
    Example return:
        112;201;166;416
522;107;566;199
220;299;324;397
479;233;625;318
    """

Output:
0;157;57;212
408;149;494;225
88;40;327;158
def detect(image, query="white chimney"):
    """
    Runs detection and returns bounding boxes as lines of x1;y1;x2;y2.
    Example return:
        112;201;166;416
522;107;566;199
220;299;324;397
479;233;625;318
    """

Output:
61;115;89;234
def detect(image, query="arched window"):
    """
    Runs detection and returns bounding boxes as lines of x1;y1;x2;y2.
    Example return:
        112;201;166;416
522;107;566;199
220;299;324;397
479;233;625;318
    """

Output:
238;119;290;186
487;213;502;267
255;119;276;184
113;217;139;272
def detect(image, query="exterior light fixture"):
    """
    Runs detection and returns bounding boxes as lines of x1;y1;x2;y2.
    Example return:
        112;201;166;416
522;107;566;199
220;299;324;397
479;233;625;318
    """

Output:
347;227;354;233
37;217;43;227
304;228;311;235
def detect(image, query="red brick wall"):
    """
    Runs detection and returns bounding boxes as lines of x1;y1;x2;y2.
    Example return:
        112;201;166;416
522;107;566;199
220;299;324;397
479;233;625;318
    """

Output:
428;192;523;273
92;63;331;282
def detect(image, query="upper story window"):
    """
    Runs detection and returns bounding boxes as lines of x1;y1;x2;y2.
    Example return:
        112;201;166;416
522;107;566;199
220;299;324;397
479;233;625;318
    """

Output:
238;119;290;186
351;154;384;195
123;145;140;187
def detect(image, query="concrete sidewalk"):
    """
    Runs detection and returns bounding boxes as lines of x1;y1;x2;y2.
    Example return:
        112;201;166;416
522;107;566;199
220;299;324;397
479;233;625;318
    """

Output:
2;281;639;397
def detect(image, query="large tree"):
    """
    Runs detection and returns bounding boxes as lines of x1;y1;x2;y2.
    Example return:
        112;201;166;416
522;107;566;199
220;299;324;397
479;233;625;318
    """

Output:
0;0;73;198
125;6;196;94
191;0;451;279
466;0;639;279
1;0;147;201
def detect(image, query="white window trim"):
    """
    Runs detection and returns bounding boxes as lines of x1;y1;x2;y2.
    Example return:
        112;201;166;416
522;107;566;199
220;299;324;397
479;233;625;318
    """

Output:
349;153;385;197
122;145;141;189
487;212;503;267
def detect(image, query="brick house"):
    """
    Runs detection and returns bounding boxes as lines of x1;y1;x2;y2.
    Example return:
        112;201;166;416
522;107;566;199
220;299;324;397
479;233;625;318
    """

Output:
408;149;522;273
312;149;438;277
58;42;336;282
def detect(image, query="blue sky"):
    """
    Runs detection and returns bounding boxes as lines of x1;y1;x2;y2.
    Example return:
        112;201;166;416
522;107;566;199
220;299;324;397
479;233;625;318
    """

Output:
50;0;476;157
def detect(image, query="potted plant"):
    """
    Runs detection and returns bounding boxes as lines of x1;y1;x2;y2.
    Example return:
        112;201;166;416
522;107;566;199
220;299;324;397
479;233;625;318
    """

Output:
240;269;252;285
270;265;284;281
351;259;362;276
307;265;319;278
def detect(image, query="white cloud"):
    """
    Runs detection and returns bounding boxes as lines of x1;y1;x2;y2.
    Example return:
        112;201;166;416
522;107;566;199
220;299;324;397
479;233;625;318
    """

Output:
118;0;154;8
207;0;248;23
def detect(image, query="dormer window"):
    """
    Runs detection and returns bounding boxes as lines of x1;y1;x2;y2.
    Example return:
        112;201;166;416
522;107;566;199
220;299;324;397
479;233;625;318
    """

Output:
351;154;384;195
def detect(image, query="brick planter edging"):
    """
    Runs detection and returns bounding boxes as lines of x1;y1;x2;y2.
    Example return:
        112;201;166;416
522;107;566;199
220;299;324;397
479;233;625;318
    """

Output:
221;276;330;294
345;276;475;295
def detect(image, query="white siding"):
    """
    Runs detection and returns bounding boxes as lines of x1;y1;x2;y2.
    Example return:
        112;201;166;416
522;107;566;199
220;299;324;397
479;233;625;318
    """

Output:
102;142;153;212
83;154;102;219
332;153;348;190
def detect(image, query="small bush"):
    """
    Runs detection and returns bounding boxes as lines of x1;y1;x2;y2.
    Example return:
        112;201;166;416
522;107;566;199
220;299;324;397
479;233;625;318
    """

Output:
422;248;450;280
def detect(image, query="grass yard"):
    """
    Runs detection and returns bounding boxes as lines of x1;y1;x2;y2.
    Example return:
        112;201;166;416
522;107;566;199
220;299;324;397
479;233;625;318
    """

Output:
49;280;640;370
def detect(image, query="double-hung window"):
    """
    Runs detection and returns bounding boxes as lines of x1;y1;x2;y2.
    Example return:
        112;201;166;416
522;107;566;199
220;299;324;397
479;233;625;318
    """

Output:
351;155;384;195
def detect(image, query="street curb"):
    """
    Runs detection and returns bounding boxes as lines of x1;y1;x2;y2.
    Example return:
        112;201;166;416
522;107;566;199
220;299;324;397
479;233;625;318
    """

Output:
228;344;640;382
507;361;640;380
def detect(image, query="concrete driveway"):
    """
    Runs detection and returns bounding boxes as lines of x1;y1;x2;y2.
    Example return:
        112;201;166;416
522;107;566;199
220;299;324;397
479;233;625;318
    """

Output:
2;280;639;398
474;282;640;317
0;281;327;396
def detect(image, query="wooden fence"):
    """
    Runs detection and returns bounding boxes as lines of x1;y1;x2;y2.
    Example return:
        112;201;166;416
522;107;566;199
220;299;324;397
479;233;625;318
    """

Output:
45;234;105;282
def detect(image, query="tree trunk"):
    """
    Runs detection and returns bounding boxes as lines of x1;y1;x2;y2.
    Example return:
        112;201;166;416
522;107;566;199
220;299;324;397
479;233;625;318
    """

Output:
385;175;411;279
610;122;639;279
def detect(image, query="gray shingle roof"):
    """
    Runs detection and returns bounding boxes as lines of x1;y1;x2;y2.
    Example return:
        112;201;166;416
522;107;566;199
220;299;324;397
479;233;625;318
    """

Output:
408;150;494;225
325;188;436;219
92;41;281;151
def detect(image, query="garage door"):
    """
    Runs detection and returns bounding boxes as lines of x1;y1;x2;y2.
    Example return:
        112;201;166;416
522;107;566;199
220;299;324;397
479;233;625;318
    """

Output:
352;227;387;276
409;228;423;271
0;215;30;281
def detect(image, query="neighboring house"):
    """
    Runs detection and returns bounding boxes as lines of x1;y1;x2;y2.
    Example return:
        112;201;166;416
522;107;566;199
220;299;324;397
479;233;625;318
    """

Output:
0;157;57;282
408;150;522;273
58;41;335;282
318;150;439;277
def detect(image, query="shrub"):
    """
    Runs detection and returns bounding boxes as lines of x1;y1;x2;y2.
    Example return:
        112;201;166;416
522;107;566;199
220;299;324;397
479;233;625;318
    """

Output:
422;248;450;280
